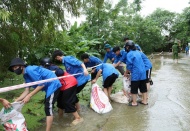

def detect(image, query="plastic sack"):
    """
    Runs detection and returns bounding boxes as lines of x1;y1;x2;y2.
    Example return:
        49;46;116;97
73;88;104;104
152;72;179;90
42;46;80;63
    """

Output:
0;102;28;131
110;92;129;104
123;76;141;102
122;76;131;93
90;83;113;114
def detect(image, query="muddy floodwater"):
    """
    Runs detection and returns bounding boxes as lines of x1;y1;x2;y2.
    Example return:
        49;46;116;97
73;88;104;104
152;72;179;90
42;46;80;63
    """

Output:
36;52;190;131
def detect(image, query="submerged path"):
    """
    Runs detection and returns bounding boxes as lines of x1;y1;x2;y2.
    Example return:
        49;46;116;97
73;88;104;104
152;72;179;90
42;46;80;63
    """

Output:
37;53;190;131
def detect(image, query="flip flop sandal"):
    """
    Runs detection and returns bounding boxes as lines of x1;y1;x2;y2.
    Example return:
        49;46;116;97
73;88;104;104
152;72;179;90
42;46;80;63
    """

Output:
139;101;148;105
149;79;153;85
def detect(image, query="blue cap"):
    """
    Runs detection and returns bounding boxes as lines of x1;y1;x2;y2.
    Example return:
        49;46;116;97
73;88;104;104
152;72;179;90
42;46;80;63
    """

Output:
104;44;111;49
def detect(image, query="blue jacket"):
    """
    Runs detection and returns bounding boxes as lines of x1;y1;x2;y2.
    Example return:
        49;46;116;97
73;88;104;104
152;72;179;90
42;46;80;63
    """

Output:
139;51;152;71
126;50;146;81
23;65;62;98
62;56;91;86
113;50;126;64
103;48;116;63
84;56;102;68
96;63;119;82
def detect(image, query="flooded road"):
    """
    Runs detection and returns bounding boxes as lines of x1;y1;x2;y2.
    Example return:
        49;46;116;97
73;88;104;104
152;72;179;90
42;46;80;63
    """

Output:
37;52;190;131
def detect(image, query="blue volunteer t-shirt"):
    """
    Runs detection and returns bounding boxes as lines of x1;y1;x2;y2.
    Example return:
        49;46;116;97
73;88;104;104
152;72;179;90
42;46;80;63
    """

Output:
120;51;128;63
103;48;116;63
84;56;102;68
96;63;119;82
62;56;91;86
23;65;62;98
113;50;126;64
126;50;146;81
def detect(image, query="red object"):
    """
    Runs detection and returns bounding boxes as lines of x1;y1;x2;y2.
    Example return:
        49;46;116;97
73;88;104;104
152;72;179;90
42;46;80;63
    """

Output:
59;72;78;91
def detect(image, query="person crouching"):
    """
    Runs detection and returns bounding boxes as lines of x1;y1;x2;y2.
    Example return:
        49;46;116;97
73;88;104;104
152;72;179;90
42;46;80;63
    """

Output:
91;63;119;101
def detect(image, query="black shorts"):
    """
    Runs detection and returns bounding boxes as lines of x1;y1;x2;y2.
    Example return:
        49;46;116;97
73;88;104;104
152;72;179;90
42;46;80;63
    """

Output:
76;81;88;94
44;88;60;116
91;72;97;80
75;81;88;103
146;68;152;83
131;80;147;94
103;73;118;88
57;85;77;113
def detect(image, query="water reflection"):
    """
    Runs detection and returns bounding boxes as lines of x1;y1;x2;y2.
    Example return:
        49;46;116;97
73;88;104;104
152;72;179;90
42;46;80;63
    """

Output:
147;53;190;131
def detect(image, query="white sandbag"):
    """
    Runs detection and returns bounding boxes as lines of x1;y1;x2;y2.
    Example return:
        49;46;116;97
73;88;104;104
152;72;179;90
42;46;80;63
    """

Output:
0;102;28;131
122;76;131;93
110;92;129;104
90;83;113;114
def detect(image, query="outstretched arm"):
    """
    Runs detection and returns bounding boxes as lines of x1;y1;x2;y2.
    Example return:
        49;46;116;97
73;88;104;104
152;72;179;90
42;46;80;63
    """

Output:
0;98;11;108
113;61;121;67
15;87;30;102
81;63;89;76
22;85;44;103
91;70;102;84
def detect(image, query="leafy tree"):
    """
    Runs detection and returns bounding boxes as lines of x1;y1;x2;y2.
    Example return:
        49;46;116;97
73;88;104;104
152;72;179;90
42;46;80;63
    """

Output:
0;0;102;77
0;9;12;21
0;0;188;79
170;7;190;46
148;8;176;36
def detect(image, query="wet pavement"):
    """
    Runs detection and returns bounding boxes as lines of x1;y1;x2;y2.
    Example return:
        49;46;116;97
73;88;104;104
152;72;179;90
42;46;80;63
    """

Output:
37;52;190;131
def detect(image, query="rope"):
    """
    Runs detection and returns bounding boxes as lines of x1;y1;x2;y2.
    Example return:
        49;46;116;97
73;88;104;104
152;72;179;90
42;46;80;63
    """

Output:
0;73;82;93
0;64;103;93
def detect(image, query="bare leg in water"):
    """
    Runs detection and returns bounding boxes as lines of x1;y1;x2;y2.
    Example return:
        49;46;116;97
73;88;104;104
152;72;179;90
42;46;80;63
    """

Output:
46;116;53;131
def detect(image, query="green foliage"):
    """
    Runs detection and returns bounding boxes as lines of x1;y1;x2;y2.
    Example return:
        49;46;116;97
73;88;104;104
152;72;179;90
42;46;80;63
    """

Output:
0;0;188;76
148;8;176;35
0;0;102;76
0;9;12;21
133;0;143;12
170;7;190;45
1;0;188;71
